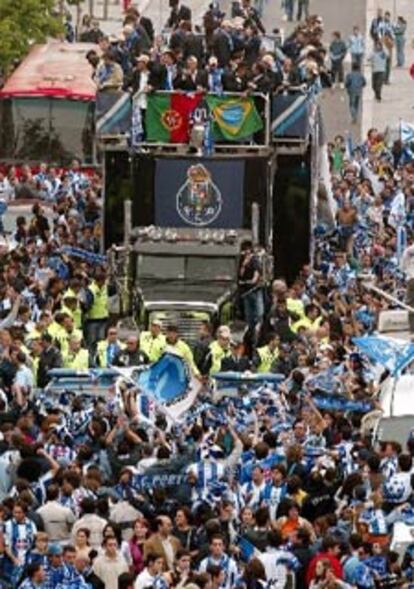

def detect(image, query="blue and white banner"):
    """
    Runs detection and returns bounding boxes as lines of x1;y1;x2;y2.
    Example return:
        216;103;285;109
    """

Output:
60;246;107;266
400;121;414;144
313;392;373;414
353;335;414;375
96;91;132;135
306;367;342;394
271;85;320;139
132;473;188;491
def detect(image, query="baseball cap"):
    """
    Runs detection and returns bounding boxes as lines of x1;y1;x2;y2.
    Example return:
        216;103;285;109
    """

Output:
48;544;63;556
136;54;150;64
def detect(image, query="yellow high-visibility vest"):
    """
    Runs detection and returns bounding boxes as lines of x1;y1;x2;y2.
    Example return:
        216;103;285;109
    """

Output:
209;340;231;374
63;348;89;370
256;345;279;373
139;332;166;363
87;282;109;321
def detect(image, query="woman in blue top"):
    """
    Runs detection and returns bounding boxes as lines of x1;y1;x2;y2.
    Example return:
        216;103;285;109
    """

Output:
394;16;407;67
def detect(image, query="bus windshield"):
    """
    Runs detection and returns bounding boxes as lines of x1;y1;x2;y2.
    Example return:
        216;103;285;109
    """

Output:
0;97;94;164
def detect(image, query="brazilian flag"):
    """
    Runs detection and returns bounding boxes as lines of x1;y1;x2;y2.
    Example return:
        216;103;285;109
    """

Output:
206;95;263;141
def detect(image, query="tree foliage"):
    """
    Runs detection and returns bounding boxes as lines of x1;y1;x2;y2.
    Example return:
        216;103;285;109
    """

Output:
0;0;63;73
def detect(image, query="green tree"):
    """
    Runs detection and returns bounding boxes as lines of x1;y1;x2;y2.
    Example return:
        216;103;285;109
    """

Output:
0;0;63;74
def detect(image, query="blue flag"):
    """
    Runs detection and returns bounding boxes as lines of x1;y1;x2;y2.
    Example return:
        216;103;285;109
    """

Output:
353;336;414;375
235;535;262;561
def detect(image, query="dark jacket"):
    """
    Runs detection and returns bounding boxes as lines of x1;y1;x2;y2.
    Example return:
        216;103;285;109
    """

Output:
112;348;149;367
139;16;154;42
183;33;205;63
222;70;248;92
244;35;262;65
220;355;252;373
80;29;104;43
173;69;208;91
127;69;149;95
170;29;187;52
212;29;233;68
38;345;62;388
166;4;192;29
84;569;105;589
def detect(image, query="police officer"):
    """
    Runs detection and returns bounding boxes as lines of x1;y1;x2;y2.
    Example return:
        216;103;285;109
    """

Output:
253;332;280;373
61;289;82;330
85;269;111;352
139;318;166;362
96;326;125;368
165;324;199;376
63;335;90;370
202;325;232;375
291;303;322;334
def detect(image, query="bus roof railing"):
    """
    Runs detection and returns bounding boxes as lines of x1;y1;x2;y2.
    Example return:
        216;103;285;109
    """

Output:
97;89;271;149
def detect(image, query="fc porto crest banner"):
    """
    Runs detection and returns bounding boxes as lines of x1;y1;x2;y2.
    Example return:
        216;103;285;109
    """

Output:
145;93;263;143
154;158;244;228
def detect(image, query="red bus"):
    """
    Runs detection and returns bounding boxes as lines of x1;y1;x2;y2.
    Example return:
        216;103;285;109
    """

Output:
0;42;97;164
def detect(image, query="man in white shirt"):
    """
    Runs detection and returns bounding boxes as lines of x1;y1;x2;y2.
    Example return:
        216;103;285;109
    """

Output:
37;485;75;544
241;465;267;510
93;536;128;589
71;498;107;549
135;553;165;589
259;530;299;589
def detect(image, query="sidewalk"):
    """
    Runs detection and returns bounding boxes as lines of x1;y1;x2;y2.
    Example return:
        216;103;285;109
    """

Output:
362;0;414;137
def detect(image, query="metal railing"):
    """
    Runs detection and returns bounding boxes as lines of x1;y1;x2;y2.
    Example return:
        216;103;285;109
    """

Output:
132;89;271;149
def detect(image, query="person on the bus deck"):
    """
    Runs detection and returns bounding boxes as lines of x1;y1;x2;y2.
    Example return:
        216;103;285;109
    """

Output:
212;20;235;68
95;50;124;92
173;56;208;91
222;60;249;92
234;0;266;34
206;56;224;92
170;20;189;54
183;22;205;63
154;50;179;91
166;0;192;30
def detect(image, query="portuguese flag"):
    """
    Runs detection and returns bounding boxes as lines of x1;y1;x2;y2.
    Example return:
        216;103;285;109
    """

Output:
145;93;202;143
146;93;263;144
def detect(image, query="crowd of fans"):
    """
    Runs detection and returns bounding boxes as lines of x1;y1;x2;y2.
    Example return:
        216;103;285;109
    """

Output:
0;124;413;589
0;2;414;589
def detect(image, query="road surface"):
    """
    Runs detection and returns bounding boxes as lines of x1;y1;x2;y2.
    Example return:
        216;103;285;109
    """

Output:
256;0;368;141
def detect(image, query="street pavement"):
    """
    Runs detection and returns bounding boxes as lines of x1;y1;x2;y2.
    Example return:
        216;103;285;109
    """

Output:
258;0;367;141
364;0;414;139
